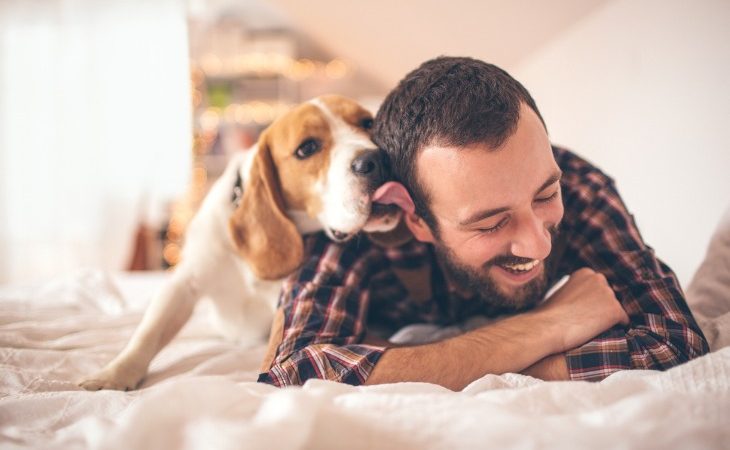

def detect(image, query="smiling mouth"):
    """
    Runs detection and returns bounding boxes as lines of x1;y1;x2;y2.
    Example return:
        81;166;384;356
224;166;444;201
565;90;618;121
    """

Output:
498;259;540;274
493;260;543;285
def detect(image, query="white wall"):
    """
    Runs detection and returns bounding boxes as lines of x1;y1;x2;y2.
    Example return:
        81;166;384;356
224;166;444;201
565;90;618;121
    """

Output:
513;0;730;286
0;0;192;284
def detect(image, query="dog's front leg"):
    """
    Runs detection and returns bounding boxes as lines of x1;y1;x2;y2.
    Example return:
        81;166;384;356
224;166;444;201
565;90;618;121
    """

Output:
79;267;199;391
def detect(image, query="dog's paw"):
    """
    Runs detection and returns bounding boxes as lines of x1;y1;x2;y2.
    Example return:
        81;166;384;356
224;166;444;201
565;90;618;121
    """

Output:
78;364;145;391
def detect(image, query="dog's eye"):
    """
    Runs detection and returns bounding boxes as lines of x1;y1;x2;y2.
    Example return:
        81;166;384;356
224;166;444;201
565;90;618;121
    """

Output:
295;139;321;159
359;117;374;130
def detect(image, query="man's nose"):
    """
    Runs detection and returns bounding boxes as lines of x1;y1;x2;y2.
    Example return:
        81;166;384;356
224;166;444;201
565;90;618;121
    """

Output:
351;149;389;188
509;212;552;260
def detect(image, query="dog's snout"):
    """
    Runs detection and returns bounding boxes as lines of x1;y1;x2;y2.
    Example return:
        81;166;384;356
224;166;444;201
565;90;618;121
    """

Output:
351;149;388;185
351;150;378;175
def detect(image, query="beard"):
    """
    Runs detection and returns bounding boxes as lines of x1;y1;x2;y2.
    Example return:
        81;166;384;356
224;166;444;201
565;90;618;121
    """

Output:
433;226;558;313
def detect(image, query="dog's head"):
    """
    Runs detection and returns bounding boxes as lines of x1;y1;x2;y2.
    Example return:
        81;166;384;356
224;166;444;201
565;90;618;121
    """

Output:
229;95;404;280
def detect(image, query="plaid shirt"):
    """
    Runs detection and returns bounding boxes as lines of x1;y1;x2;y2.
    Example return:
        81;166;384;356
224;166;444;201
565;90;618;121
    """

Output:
258;147;709;386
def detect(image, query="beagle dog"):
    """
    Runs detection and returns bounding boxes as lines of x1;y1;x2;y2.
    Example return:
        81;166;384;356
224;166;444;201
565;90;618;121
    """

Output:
79;95;403;391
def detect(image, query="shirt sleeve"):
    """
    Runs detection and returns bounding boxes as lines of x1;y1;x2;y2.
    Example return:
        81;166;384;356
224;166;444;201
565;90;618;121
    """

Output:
257;234;387;387
559;168;709;381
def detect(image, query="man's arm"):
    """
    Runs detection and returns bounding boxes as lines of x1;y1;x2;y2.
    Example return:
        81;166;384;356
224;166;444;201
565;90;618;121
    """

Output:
365;311;560;390
521;353;569;380
258;233;393;387
260;232;626;389
366;268;627;389
553;148;710;381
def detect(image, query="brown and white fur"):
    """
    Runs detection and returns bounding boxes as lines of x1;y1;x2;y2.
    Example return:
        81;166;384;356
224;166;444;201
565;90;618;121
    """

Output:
79;95;402;391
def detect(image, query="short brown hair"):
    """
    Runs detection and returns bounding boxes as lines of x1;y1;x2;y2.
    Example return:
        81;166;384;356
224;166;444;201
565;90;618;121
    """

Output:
373;56;546;231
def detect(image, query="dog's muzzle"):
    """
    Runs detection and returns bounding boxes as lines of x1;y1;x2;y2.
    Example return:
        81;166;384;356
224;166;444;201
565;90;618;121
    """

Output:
351;148;389;191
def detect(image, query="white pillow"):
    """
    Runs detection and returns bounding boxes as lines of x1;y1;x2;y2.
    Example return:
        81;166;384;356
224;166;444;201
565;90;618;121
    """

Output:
686;205;730;351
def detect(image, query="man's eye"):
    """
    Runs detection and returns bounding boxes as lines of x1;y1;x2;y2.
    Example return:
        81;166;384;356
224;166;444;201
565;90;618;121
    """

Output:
535;191;559;204
295;139;321;159
477;218;508;234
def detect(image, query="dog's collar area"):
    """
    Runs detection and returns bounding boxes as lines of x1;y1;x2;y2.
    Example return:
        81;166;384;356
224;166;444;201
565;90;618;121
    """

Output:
231;169;243;207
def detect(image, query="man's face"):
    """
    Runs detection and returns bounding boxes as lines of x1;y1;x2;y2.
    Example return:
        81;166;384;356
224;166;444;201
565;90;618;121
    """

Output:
414;103;564;311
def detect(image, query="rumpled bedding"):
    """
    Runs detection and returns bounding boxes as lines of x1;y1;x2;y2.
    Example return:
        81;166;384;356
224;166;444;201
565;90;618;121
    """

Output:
1;209;729;450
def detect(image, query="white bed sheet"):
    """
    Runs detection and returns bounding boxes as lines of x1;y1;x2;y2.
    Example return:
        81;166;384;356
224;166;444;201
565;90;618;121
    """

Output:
1;208;729;450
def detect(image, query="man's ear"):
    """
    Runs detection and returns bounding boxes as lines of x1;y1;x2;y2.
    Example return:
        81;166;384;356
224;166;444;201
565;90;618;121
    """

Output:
228;135;304;280
404;212;437;243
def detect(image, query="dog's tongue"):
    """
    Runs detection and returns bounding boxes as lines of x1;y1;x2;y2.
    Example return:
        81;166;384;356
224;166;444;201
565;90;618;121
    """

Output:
371;181;415;214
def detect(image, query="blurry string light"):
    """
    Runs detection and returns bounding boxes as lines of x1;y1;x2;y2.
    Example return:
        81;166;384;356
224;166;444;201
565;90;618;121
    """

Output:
164;134;211;267
250;101;274;124
285;58;316;81
195;52;353;81
223;104;238;122
199;107;221;131
192;132;216;156
190;64;205;87
163;243;181;266
199;54;223;76
191;88;202;108
199;102;292;128
325;59;349;79
192;165;208;185
234;104;253;123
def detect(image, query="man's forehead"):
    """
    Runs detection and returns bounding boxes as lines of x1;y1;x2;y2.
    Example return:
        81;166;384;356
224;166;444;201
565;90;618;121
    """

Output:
419;144;554;193
416;106;556;222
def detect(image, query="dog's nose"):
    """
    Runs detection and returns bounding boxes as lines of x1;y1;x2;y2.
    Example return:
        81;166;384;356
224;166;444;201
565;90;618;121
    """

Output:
351;149;388;185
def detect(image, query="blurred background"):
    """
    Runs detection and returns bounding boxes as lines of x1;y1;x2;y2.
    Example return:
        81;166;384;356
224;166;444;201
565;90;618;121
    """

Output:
0;0;728;287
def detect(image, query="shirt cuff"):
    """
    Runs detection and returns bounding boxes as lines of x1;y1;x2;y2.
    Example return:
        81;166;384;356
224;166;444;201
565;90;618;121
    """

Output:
565;328;632;381
258;343;387;387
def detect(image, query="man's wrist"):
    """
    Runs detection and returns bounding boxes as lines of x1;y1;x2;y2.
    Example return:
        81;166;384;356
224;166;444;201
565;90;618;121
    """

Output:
521;308;566;355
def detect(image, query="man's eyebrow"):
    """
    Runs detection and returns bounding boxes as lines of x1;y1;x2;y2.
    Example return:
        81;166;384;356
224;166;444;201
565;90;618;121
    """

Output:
534;170;562;197
458;170;563;227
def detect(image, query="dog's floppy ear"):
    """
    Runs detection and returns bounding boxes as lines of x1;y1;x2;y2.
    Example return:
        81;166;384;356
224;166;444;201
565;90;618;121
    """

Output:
367;216;413;248
229;136;303;280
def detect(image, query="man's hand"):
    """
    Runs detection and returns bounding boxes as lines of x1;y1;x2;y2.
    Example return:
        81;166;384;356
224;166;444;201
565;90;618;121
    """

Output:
520;268;629;382
537;268;629;353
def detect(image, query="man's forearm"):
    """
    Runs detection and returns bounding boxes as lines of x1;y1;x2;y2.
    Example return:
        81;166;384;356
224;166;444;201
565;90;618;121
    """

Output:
364;310;563;390
521;353;570;380
365;268;630;390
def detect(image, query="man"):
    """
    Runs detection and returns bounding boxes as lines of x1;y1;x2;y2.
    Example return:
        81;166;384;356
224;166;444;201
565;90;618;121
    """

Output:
257;56;708;390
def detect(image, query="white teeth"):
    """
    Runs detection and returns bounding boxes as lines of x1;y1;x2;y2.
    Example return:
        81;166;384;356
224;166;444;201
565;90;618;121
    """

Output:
503;260;540;272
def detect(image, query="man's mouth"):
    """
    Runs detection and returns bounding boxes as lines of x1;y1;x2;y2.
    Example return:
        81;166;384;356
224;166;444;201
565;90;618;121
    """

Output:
497;259;540;274
493;259;543;285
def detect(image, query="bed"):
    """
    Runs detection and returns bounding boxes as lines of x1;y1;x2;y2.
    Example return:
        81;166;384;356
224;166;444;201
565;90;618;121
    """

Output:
1;211;729;449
